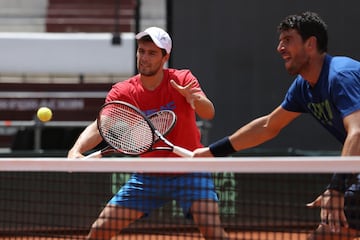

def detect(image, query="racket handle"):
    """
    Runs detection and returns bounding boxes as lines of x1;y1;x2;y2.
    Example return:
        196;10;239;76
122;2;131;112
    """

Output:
173;146;194;158
83;150;102;159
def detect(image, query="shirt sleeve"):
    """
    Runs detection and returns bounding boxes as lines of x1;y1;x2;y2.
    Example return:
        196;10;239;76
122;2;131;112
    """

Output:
105;80;135;104
331;71;360;118
281;78;307;113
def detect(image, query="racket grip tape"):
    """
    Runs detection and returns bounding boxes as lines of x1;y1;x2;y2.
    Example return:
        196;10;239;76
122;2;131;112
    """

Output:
83;150;102;159
172;146;194;158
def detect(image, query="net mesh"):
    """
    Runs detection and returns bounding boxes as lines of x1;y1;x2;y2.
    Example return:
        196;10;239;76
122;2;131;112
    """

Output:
0;157;359;240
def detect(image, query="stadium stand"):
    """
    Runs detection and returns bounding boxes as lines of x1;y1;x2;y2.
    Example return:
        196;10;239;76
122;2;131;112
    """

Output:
0;0;47;32
46;0;137;33
0;0;166;152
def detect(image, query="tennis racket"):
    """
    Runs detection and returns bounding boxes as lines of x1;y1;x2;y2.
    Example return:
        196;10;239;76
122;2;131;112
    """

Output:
84;107;176;159
84;101;194;158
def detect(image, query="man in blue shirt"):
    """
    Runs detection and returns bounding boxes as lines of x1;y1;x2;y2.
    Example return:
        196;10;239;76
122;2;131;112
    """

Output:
193;11;360;239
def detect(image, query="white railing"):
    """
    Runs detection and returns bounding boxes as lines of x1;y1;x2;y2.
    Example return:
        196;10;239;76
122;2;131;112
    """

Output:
0;120;211;152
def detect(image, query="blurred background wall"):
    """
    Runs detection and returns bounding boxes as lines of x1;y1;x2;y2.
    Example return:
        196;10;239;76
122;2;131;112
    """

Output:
169;0;360;153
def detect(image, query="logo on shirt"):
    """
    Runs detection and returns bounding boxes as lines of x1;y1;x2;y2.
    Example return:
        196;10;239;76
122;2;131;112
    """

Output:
307;99;333;126
143;101;176;116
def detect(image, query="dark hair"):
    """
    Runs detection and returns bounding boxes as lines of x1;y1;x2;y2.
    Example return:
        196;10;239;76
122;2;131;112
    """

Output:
137;35;167;56
277;11;328;53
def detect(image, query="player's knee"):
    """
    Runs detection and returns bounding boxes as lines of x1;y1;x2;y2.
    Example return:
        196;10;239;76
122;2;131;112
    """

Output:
87;220;112;240
197;225;228;240
87;228;112;240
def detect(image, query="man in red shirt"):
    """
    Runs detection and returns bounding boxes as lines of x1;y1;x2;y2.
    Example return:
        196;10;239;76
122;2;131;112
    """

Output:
68;27;229;240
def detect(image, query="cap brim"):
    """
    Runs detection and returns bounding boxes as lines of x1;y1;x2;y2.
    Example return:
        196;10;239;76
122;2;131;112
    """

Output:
135;31;148;40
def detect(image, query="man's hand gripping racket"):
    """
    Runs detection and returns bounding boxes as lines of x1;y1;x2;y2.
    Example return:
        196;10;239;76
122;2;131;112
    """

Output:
84;101;194;158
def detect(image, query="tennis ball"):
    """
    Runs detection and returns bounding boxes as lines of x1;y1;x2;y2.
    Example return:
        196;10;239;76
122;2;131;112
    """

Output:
37;107;53;122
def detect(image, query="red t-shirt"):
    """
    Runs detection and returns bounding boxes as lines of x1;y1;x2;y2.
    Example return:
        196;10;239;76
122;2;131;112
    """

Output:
105;68;204;158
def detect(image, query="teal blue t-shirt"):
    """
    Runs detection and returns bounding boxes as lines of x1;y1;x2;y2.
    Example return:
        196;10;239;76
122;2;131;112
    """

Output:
281;54;360;143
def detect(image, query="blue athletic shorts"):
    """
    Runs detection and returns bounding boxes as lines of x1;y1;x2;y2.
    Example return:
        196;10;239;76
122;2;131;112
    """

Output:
343;175;360;230
108;173;219;216
345;190;360;230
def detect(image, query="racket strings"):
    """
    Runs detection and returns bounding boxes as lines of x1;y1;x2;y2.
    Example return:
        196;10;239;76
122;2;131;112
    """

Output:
99;105;153;154
148;111;176;140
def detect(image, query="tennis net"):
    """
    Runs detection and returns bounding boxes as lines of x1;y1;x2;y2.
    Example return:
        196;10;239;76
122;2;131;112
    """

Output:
0;156;359;240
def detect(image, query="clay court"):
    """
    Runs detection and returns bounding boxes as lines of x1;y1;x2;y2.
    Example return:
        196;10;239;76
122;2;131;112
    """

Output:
0;231;309;240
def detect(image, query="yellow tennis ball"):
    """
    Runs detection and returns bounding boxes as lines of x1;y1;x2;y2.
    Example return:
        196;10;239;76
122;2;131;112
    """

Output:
37;107;53;122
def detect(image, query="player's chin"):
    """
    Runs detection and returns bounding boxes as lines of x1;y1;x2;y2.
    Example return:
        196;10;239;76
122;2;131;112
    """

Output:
285;65;298;76
138;68;156;77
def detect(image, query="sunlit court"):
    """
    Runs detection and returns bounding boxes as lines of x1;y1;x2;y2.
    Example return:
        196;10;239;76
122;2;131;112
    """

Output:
0;233;309;240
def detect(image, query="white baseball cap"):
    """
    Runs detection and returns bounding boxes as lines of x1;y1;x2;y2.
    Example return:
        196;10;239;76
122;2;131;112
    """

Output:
135;27;172;54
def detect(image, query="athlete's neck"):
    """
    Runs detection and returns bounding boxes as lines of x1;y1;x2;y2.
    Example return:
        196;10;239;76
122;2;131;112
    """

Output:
140;70;164;91
301;53;326;87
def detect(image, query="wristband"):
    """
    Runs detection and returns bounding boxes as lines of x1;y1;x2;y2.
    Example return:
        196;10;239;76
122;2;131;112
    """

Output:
209;136;236;157
327;173;356;194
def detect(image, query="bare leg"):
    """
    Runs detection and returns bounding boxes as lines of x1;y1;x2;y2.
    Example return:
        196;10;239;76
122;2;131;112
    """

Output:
87;204;143;240
191;200;230;240
307;223;359;240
